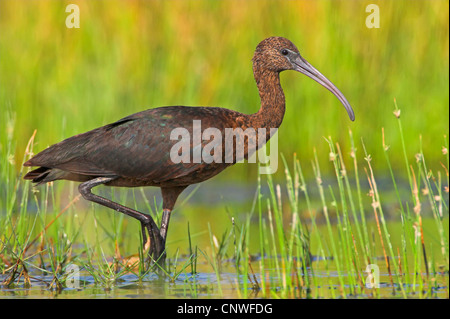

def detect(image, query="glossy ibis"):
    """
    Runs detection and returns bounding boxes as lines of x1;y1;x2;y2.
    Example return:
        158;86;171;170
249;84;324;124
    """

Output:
24;37;354;262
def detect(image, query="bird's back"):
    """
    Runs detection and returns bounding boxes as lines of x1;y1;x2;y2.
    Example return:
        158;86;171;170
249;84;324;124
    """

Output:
24;105;248;187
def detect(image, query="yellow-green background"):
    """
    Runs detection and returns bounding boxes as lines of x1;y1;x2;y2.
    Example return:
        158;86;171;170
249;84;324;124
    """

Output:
0;2;448;297
1;0;448;180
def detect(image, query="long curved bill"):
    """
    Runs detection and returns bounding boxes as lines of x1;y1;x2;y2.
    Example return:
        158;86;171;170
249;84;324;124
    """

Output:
293;55;355;121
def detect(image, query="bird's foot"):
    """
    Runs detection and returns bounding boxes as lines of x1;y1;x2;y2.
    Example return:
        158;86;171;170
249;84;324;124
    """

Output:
141;220;166;267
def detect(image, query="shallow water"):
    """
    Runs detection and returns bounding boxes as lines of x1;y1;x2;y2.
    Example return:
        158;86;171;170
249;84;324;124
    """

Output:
1;252;448;299
1;180;448;299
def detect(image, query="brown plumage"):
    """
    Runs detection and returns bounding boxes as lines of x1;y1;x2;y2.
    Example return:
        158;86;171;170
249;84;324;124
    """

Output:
24;37;354;262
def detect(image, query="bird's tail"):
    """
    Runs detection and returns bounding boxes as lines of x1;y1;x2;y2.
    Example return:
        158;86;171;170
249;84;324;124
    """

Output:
23;167;52;185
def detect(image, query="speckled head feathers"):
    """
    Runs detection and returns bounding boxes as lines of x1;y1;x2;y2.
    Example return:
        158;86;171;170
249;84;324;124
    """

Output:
252;37;301;72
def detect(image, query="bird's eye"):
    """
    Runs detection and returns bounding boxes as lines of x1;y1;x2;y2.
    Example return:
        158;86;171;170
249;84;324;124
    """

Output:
281;49;289;56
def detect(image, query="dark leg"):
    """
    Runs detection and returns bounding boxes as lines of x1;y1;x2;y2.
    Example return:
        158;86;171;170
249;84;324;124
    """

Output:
78;177;164;260
160;209;171;246
141;223;148;250
160;186;187;248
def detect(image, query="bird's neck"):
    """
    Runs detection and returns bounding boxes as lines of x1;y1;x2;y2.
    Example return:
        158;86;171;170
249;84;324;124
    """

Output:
250;67;286;130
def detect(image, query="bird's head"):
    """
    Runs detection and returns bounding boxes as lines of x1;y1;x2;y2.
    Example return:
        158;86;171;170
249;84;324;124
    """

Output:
253;37;355;121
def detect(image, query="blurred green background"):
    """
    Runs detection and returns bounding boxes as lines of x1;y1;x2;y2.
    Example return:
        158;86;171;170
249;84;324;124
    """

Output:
0;0;448;181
